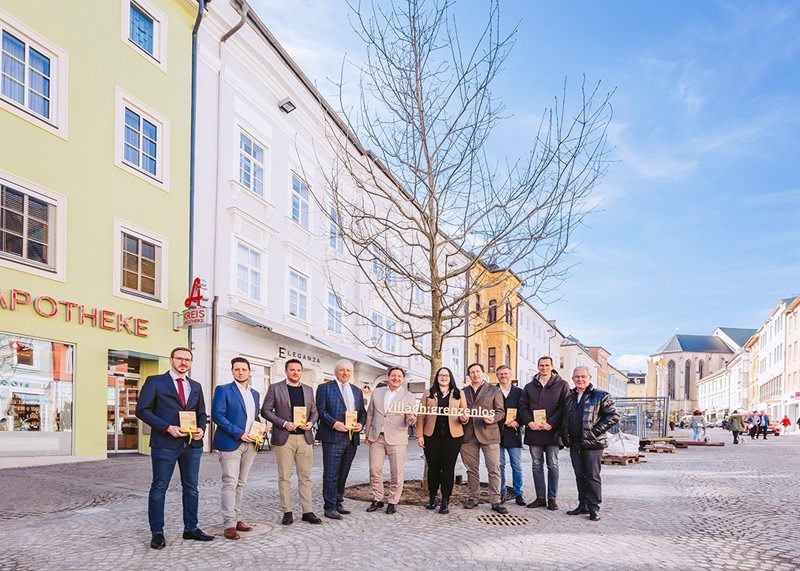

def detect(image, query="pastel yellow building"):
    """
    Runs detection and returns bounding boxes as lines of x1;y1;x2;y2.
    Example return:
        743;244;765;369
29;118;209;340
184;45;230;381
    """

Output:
0;1;196;457
468;263;520;385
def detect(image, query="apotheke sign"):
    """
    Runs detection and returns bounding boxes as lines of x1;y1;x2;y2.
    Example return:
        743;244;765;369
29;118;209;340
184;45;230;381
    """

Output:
179;278;211;329
0;288;149;337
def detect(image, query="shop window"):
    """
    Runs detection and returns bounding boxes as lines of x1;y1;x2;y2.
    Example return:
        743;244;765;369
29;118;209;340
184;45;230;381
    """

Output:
0;333;74;439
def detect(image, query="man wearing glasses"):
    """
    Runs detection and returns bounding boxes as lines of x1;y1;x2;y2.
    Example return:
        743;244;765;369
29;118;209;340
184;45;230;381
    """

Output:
136;347;214;548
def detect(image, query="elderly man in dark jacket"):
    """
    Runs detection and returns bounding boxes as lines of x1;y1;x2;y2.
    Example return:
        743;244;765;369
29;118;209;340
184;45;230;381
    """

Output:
561;366;619;521
519;356;571;510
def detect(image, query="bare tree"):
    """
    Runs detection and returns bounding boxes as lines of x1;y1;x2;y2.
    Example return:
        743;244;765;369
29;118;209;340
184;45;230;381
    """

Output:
312;0;612;380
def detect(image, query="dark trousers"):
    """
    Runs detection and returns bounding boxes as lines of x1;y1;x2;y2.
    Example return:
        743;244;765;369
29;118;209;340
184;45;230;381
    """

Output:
732;430;741;444
321;440;358;510
758;425;768;439
424;433;463;499
148;445;202;533
749;426;758;439
569;447;603;511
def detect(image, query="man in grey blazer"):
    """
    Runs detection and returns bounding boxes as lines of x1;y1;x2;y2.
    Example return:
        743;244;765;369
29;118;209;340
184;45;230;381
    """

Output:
261;359;321;525
461;362;507;514
364;367;417;514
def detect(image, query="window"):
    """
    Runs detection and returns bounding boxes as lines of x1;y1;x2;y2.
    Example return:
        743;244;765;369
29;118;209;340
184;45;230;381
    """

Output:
505;344;511;368
291;175;310;229
372;312;384;349
327;291;342;334
239;132;265;196
121;232;161;299
684;360;691;399
384;317;397;353
121;0;166;68
236;242;261;301
413;284;425;304
475;295;481;314
474;344;481;364
288;269;308;320
488;347;496;372
328;208;343;252
505;302;513;325
667;360;676;399
1;30;50;119
115;90;169;188
488;300;498;323
0;183;56;271
370;244;396;285
452;347;460;377
698;361;704;380
129;2;154;56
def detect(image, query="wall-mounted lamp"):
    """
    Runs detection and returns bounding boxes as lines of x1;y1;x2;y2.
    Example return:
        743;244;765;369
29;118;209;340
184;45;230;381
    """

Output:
278;97;297;114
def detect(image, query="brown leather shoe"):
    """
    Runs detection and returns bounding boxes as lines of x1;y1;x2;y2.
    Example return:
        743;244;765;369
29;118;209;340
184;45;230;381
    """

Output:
527;498;547;508
223;527;240;540
547;499;559;511
235;521;252;532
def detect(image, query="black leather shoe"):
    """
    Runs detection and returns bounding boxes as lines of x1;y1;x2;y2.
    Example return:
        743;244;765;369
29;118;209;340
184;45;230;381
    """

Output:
438;499;450;514
324;509;342;520
182;528;214;541
515;495;526;506
366;500;384;512
386;503;397;514
567;506;590;515
150;533;166;549
589;510;601;521
301;512;322;524
425;496;438;510
491;503;509;514
335;504;351;515
281;512;293;525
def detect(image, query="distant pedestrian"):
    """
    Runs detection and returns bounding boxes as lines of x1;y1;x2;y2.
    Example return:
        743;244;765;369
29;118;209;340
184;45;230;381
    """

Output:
748;412;760;440
729;410;746;445
780;415;791;434
690;410;706;442
669;420;675;432
758;413;770;440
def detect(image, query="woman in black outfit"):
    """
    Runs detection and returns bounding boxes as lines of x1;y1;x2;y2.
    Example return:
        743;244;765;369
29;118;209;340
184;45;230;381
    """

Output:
415;367;467;514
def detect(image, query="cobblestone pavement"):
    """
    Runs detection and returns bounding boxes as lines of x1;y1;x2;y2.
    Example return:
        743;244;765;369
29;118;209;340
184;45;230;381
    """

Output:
2;429;799;570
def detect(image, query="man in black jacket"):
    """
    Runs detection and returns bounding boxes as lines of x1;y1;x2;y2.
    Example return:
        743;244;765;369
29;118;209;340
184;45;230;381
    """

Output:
561;367;619;521
519;356;571;510
497;365;525;505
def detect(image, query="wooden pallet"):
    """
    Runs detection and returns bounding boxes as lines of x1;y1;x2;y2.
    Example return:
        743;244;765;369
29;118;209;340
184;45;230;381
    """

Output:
602;454;642;466
644;444;676;453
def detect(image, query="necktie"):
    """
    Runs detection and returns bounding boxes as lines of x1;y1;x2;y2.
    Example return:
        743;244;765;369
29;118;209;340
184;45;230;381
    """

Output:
177;378;187;408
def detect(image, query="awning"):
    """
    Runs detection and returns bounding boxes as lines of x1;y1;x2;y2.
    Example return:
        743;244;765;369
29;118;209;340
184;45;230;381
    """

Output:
309;335;387;370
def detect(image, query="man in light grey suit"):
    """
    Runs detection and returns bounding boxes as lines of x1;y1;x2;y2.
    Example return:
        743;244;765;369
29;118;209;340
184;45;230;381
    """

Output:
261;359;321;525
364;366;417;514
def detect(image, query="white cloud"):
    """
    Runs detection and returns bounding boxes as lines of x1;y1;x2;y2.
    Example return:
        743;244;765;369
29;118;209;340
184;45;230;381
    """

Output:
612;354;649;373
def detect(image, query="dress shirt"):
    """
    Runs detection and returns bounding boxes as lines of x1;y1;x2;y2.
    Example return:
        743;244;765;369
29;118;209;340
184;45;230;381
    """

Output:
384;387;400;411
337;380;355;411
169;370;191;402
500;386;511;399
235;381;256;434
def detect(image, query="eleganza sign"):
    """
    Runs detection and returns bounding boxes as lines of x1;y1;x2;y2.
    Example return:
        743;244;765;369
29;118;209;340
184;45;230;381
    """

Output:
0;288;149;337
278;346;321;364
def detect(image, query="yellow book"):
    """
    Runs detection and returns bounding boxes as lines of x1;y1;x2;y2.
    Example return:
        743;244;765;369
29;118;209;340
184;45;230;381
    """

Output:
179;411;197;432
533;409;547;424
505;408;517;425
345;410;358;429
249;420;267;440
293;406;307;427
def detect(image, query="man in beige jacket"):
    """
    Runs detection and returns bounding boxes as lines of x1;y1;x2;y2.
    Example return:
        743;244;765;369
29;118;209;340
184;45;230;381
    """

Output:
364;366;417;514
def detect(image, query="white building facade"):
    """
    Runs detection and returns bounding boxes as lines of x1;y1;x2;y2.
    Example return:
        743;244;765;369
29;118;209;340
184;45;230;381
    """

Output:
755;299;794;418
516;300;563;386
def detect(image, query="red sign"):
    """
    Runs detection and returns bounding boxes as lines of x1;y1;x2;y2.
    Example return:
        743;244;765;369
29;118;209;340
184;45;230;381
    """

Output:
184;278;205;308
0;288;149;337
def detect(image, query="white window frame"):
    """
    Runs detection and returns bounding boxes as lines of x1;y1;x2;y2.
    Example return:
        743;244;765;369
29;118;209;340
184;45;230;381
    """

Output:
385;316;397;353
0;9;68;138
112;217;169;308
288;268;308;321
0;169;66;281
290;174;310;230
371;311;384;350
327;290;343;334
238;130;267;197
328;207;344;253
235;239;263;303
120;0;168;71
114;88;170;190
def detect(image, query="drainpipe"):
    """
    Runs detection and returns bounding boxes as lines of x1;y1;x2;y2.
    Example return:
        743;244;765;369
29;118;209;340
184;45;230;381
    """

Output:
188;0;208;350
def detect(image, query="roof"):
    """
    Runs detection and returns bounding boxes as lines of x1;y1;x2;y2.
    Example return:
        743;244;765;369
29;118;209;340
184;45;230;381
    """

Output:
717;327;757;348
652;334;734;355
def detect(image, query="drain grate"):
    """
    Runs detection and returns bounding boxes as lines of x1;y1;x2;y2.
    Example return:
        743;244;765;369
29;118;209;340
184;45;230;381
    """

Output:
476;513;530;526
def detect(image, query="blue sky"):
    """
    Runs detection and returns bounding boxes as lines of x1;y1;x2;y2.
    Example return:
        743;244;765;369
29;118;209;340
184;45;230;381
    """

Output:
253;0;800;371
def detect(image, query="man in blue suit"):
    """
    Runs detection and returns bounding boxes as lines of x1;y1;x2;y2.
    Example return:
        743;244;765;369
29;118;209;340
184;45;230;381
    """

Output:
316;358;366;519
136;347;213;549
212;357;261;540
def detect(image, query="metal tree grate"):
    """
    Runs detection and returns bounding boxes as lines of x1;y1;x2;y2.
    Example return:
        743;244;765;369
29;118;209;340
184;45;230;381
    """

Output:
476;513;530;526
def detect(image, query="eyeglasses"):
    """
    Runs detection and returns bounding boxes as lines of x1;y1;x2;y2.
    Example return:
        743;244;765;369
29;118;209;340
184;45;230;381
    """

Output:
172;357;193;363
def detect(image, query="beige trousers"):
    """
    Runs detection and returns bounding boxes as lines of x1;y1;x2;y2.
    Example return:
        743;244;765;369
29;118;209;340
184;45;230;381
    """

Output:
460;438;501;504
368;434;408;504
274;434;314;513
218;441;257;528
